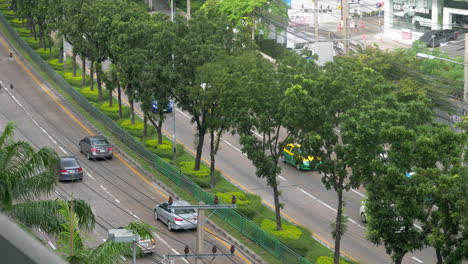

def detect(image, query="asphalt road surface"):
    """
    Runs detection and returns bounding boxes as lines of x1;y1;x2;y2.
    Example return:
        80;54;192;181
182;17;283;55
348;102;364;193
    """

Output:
0;33;252;264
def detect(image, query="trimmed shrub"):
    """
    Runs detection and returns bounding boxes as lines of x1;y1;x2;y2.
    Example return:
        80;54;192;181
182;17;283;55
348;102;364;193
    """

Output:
216;192;251;206
36;47;59;61
146;139;173;158
79;86;109;103
261;219;302;240
25;37;40;49
63;72;89;87
236;207;256;220
48;58;72;71
119;119;155;138
316;256;349;264
99;102;130;121
3;10;16;20
179;161;210;179
0;2;9;10
15;27;31;37
9;18;25;27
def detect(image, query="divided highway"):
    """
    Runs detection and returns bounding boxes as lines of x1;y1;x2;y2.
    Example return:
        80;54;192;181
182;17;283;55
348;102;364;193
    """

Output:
0;34;252;264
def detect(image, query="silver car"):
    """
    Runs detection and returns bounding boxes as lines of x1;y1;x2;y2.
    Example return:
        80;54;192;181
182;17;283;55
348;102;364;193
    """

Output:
79;136;113;160
154;200;198;231
58;156;83;181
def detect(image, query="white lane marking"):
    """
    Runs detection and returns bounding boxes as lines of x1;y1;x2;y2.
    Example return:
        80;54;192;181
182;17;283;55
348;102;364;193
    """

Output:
86;172;95;180
128;210;141;220
351;188;366;198
348;218;357;224
412;256;423;263
220;138;246;156
278;175;288;181
102;238;106;242
48;241;57;250
176;108;190;118
115;199;120;203
250;129;263;138
154;233;169;247
59;146;67;154
99;185;123;205
171;248;179;254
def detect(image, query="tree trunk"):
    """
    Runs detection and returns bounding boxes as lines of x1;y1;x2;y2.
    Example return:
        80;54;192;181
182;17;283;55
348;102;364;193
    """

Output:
59;46;64;63
333;188;344;264
130;98;135;125
143;113;148;139
118;85;122;119
81;58;86;87
194;126;206;170
90;60;94;91
210;129;216;189
394;251;405;264
72;53;77;76
272;180;282;230
96;63;103;102
435;248;443;264
109;87;113;107
157;118;163;144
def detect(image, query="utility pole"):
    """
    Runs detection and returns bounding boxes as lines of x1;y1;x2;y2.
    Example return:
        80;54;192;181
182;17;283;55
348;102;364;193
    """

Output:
195;202;205;264
170;0;177;163
314;0;319;43
342;0;350;55
164;197;237;263
187;0;191;22
464;33;468;109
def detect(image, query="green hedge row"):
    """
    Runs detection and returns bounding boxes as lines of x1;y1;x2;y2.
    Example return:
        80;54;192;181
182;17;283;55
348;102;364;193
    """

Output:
3;7;353;262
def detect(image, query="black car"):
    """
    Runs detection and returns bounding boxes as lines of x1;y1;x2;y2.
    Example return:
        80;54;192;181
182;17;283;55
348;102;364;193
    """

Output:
58;156;83;181
418;29;459;48
79;136;113;160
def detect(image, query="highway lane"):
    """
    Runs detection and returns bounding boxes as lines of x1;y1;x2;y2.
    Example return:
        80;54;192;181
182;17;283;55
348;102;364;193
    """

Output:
0;37;250;264
157;103;437;264
57;28;436;264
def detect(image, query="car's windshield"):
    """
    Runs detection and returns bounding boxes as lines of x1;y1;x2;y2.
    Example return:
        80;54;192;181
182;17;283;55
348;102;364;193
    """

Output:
174;209;195;215
61;159;78;167
92;139;109;146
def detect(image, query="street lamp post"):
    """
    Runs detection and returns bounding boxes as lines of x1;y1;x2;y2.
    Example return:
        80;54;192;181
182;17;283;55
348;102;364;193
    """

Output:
170;0;177;162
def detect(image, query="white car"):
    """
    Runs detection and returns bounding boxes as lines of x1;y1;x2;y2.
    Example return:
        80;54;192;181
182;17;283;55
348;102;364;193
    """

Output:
359;204;367;223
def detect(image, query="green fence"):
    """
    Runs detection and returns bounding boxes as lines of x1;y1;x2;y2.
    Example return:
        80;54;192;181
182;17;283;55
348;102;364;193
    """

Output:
0;11;312;264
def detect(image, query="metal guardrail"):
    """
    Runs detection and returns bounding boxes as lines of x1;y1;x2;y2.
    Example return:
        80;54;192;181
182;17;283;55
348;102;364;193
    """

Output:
0;10;313;264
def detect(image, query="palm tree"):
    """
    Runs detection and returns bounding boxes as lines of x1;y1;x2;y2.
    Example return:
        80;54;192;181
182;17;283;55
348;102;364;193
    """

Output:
56;203;156;264
0;122;95;235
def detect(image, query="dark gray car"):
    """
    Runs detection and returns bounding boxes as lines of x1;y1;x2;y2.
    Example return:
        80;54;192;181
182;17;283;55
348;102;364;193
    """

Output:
58;156;83;181
79;136;113;160
154;200;198;231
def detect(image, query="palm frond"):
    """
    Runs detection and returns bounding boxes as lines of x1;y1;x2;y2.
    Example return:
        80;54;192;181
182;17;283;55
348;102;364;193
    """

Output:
6;200;64;235
56;204;86;262
125;221;156;240
0;122;15;149
87;240;132;264
5;199;95;235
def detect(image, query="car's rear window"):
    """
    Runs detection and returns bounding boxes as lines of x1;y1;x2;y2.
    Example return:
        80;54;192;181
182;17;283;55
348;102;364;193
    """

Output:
92;139;109;146
174;209;196;214
61;159;78;167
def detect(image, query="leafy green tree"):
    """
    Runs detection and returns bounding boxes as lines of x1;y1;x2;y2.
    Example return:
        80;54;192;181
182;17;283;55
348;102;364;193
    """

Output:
0;122;95;235
171;12;253;170
56;202;155;264
107;3;152;124
296;56;394;263
234;52;318;230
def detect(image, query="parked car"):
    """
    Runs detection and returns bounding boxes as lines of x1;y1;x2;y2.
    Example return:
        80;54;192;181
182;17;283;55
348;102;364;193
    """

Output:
151;99;174;113
281;143;321;171
79;136;113;160
154;200;198;231
116;227;156;254
58;156;83;181
418;29;459;47
360;201;405;233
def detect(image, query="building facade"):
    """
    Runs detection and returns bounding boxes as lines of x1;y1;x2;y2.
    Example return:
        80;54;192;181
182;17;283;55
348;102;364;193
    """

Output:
383;0;467;41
